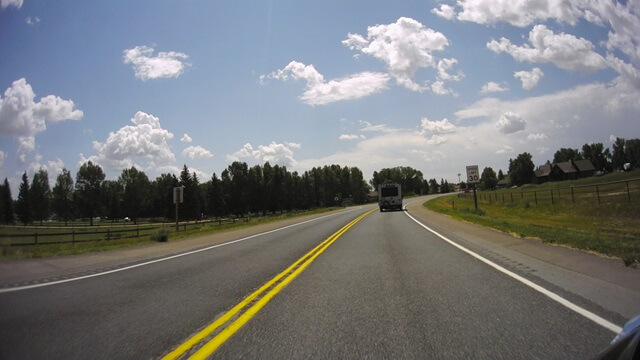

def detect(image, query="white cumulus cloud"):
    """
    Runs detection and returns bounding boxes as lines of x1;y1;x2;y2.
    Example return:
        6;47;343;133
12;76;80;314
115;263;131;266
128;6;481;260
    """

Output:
262;61;390;106
487;25;607;72
420;118;456;134
452;0;584;27
181;133;193;143
527;133;548;141
81;111;175;172
431;4;456;20
0;78;83;163
226;141;299;167
123;45;190;81
1;0;23;9
182;145;213;160
481;82;509;94
496;112;526;134
496;145;515;154
342;17;452;92
340;134;366;140
25;16;40;25
514;68;544;90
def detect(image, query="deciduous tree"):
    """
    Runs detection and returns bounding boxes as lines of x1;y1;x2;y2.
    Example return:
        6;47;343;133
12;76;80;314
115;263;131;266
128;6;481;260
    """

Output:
508;152;535;186
75;161;105;226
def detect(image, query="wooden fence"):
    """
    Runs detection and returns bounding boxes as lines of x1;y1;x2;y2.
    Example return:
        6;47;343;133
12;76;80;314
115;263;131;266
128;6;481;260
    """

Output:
458;178;640;206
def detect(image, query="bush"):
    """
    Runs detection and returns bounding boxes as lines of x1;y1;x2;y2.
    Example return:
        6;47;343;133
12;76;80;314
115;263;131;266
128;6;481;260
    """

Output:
151;228;170;242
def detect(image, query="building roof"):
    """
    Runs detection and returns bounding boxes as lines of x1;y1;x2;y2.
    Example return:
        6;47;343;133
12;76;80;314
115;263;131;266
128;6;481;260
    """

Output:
535;164;552;177
555;161;577;174
534;159;596;179
574;159;596;172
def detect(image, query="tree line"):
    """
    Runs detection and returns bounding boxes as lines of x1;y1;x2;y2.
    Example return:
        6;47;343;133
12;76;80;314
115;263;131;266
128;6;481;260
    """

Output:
476;138;640;190
0;161;374;225
370;166;453;195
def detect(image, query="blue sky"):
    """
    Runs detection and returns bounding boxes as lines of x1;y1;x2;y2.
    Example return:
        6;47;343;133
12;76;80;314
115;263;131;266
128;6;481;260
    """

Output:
1;0;639;192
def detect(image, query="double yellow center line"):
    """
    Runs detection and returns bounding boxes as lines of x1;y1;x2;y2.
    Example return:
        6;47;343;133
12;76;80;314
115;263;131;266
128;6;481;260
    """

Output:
163;208;376;359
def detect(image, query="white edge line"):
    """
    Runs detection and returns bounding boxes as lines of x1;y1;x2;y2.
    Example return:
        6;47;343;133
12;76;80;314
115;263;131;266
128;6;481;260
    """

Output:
403;201;623;334
0;208;360;294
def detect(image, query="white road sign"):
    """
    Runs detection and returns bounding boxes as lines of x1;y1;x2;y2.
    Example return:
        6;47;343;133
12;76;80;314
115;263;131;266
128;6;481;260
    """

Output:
466;165;480;184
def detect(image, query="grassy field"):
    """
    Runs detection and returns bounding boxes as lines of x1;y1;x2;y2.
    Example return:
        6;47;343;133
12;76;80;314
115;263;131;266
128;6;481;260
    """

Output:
425;173;640;266
0;208;341;260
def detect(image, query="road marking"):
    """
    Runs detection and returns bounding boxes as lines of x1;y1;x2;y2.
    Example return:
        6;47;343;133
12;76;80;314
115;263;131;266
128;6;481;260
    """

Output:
402;204;623;334
0;208;361;294
162;208;376;360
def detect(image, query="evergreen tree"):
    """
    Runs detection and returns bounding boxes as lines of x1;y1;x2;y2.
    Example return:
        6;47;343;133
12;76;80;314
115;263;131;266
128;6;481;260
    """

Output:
0;178;15;224
206;173;226;217
52;169;74;225
429;178;439;194
102;180;124;222
150;173;179;219
611;137;626;170
30;169;52;225
16;172;32;225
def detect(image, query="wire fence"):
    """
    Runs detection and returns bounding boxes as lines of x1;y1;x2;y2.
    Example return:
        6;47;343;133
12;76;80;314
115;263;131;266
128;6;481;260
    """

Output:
0;217;251;246
458;178;640;206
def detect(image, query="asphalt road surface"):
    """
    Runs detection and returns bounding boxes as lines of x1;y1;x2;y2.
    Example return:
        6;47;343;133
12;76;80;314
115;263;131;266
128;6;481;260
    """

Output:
0;198;623;359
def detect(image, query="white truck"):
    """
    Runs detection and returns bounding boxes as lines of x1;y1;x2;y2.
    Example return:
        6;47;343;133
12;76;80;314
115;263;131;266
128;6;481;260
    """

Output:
378;183;402;211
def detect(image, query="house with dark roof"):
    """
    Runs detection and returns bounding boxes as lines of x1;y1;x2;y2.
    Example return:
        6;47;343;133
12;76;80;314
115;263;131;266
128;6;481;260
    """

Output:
534;159;596;184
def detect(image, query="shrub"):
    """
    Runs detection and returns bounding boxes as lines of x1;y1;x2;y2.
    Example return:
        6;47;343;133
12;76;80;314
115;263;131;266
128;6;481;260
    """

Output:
151;228;170;242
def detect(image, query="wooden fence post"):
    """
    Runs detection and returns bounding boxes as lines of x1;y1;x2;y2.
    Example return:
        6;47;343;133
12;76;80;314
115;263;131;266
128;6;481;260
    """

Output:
627;181;631;202
34;232;38;244
596;185;601;204
551;190;554;205
534;191;538;205
571;187;575;204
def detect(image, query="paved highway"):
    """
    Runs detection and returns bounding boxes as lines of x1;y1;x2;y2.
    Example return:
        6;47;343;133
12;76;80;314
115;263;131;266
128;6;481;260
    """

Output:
0;197;626;359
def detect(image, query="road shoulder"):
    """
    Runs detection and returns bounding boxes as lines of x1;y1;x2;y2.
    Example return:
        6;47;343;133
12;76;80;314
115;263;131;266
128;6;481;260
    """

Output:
405;197;640;321
0;208;355;287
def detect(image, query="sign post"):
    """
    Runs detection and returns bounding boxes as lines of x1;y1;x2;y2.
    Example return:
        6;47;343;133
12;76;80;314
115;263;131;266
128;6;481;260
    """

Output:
466;165;480;211
173;186;184;232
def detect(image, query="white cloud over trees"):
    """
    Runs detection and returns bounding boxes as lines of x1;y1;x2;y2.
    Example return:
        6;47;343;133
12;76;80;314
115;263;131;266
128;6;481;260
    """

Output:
227;141;299;167
81;111;175;171
0;78;83;162
182;145;213;160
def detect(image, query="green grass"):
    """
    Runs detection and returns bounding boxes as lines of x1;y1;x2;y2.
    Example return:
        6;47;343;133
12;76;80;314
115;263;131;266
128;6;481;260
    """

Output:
426;184;640;265
0;207;342;260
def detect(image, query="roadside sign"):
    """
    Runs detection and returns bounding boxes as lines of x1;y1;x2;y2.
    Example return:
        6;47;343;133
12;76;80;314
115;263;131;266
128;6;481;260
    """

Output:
466;165;480;184
173;186;184;204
